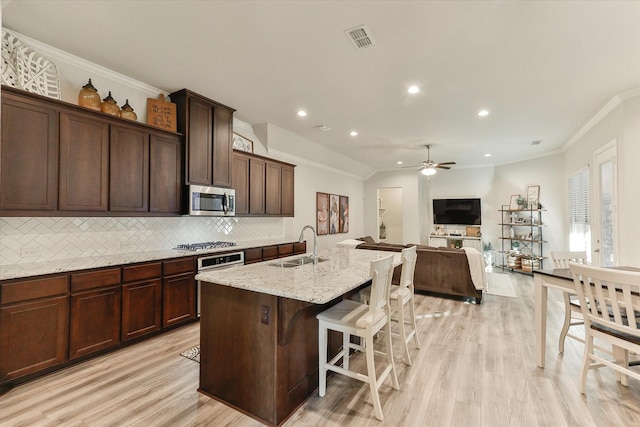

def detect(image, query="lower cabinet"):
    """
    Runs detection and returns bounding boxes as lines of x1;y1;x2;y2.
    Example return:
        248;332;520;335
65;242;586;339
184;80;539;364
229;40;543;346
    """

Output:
122;279;162;341
162;257;196;327
69;286;121;360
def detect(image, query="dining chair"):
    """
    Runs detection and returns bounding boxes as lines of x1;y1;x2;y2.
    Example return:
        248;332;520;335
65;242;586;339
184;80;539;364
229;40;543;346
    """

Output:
569;262;640;393
359;246;421;365
551;251;588;353
316;254;399;421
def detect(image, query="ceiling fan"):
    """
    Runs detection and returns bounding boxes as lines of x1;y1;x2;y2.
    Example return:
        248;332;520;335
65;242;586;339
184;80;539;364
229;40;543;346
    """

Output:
403;145;456;176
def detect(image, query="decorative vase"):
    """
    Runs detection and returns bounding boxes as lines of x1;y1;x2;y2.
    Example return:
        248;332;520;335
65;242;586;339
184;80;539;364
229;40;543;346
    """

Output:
100;91;120;116
78;78;101;111
379;221;386;240
119;99;137;121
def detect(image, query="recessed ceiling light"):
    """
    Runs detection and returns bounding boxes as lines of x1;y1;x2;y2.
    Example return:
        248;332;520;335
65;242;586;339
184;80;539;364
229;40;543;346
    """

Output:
397;161;403;165
484;153;491;157
407;86;420;94
478;109;489;117
350;131;358;136
297;110;307;117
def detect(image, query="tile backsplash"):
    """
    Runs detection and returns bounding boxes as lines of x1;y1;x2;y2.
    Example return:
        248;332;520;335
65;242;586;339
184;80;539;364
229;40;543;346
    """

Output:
0;216;284;265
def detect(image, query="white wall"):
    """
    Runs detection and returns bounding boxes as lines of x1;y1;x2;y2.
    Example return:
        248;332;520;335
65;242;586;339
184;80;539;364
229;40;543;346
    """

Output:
378;188;403;243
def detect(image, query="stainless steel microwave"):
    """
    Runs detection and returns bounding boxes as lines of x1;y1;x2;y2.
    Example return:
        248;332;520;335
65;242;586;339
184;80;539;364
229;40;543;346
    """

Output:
188;185;235;216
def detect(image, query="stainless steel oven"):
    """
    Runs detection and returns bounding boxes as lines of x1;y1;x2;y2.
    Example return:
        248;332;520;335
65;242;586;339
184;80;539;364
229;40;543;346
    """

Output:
196;251;244;316
188;185;235;216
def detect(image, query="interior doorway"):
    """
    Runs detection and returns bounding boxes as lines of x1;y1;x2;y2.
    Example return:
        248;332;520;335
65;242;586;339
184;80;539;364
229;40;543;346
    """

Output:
377;188;403;243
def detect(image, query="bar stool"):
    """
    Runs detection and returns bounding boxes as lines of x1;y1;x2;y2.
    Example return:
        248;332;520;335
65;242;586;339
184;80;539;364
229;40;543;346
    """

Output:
360;246;421;365
316;254;399;421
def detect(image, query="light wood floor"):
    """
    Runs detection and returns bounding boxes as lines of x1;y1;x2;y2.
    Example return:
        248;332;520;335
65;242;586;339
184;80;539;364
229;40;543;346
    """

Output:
2;272;639;426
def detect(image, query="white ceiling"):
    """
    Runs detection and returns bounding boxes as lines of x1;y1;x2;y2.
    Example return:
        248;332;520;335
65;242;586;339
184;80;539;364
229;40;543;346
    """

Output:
3;1;640;173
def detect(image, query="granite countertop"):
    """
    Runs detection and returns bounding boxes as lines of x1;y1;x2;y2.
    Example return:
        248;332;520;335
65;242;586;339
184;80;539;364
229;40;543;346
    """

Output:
196;248;401;304
0;238;296;281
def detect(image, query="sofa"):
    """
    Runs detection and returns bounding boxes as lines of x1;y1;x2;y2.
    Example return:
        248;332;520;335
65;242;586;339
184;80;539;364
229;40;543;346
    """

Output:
354;237;484;304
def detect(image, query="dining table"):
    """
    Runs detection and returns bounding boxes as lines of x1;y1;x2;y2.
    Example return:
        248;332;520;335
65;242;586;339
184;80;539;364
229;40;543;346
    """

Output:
533;265;640;368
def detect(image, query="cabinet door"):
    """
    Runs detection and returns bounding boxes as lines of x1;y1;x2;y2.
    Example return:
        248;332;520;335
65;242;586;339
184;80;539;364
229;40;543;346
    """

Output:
249;157;266;215
110;125;149;212
163;272;195;327
150;133;182;213
59;111;109;211
0;296;68;381
69;286;121;360
212;107;233;188
265;161;282;215
232;152;250;215
281;165;295;216
0;93;58;211
122;279;162;341
187;97;213;185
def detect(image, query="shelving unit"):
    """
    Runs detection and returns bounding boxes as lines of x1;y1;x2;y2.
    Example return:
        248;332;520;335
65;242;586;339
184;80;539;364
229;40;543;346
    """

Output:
498;205;547;275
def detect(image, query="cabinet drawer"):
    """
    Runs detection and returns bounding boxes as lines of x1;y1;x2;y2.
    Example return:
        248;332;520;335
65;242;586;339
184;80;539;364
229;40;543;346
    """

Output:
122;262;162;283
244;247;263;264
1;275;68;305
262;245;278;261
278;244;293;257
163;257;194;276
71;268;120;293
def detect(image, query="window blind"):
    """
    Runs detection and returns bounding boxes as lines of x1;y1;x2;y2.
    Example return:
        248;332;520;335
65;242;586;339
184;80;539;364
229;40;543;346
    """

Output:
568;167;591;259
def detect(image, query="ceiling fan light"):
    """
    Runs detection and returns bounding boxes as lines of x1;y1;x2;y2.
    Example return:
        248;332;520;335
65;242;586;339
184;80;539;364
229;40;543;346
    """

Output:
421;167;437;176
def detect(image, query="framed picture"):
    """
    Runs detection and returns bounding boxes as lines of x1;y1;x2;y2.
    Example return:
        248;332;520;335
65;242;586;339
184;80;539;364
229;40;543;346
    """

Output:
339;196;349;233
509;195;520;210
527;185;540;209
232;132;253;153
316;192;329;235
329;194;340;234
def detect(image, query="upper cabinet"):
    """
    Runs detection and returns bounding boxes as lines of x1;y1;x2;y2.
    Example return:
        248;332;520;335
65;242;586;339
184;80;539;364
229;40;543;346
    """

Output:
1;90;59;211
0;86;183;216
170;89;235;188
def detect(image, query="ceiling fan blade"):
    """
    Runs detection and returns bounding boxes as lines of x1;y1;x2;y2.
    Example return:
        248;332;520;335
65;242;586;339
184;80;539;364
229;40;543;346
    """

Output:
401;164;422;169
436;165;451;170
435;161;456;166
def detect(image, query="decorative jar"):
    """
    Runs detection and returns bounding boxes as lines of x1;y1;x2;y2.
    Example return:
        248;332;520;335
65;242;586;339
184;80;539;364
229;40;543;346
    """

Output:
100;91;120;116
78;79;101;111
119;99;137;121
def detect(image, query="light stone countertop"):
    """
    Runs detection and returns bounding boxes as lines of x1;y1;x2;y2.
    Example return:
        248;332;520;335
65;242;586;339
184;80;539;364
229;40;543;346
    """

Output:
0;238;297;281
196;248;401;304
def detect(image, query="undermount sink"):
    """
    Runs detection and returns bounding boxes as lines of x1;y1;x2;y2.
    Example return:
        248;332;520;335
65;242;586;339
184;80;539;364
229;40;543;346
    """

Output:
269;255;330;268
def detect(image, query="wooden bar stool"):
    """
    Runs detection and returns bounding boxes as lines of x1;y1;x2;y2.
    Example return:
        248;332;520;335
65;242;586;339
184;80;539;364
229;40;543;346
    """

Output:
316;254;399;421
360;246;421;365
551;251;588;353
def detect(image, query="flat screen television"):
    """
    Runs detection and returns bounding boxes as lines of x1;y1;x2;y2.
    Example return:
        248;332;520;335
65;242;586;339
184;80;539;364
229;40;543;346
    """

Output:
433;198;481;225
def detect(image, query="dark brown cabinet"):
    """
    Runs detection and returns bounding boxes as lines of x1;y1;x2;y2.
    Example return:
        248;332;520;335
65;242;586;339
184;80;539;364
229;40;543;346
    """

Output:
121;263;163;341
69;268;121;360
59;111;109;211
232;151;265;215
0;86;183;217
150;133;182;213
266;160;296;216
110;125;150;212
0;275;68;382
162;257;195;327
0;90;58;211
170;89;235;189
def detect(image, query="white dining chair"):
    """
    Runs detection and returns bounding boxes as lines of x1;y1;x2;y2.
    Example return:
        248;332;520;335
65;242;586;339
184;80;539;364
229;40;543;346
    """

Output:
360;246;421;365
569;262;640;393
316;254;399;421
551;251;588;353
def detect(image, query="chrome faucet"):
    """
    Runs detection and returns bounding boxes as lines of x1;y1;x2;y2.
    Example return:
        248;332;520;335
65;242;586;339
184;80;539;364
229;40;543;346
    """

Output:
298;225;318;259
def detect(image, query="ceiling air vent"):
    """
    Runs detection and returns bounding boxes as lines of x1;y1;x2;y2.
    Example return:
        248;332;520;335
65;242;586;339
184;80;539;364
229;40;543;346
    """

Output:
345;25;375;49
531;140;542;146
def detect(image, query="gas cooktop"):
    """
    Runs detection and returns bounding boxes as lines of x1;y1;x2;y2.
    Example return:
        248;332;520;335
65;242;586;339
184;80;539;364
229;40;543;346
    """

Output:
173;241;237;252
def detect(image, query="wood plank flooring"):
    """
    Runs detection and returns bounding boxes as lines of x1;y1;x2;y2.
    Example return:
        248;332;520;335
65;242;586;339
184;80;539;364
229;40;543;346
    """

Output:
1;271;639;426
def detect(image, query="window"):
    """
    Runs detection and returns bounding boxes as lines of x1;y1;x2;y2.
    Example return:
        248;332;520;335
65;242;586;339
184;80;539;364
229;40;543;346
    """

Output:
568;167;591;261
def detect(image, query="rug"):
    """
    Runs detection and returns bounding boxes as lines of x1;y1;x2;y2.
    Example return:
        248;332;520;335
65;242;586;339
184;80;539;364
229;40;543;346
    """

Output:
485;272;517;298
180;345;200;363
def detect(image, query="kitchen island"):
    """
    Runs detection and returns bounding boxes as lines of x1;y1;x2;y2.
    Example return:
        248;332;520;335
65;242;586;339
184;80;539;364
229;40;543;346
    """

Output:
195;248;401;426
